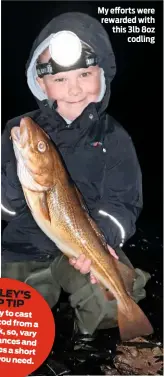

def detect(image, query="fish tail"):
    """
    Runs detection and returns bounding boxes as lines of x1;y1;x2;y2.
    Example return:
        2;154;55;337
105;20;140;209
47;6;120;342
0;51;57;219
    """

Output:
117;296;154;341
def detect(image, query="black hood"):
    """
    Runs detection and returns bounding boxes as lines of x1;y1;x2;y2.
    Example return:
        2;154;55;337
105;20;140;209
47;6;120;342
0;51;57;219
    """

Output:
26;12;116;114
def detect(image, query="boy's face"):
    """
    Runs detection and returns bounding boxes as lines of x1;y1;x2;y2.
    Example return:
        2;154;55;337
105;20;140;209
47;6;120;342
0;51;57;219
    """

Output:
37;49;101;121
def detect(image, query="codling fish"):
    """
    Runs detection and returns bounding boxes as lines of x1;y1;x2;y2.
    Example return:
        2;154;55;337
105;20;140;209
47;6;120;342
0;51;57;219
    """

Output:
11;117;153;341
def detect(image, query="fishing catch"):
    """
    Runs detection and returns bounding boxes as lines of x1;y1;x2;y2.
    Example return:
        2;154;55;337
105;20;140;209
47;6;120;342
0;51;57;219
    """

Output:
11;117;153;341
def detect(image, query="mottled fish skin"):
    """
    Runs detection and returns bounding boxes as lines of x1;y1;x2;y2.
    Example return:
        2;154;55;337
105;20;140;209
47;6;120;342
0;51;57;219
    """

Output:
11;117;154;340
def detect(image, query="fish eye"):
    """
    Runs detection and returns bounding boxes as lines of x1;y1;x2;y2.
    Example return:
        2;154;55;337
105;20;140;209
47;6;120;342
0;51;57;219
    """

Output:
37;141;46;153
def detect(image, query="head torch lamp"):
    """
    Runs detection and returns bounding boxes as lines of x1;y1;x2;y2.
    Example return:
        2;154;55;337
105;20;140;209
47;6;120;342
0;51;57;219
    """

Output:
36;31;98;78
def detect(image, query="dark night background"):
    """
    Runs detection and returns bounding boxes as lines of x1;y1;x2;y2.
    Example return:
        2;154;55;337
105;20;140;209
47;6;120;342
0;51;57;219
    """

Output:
1;1;163;375
2;1;163;226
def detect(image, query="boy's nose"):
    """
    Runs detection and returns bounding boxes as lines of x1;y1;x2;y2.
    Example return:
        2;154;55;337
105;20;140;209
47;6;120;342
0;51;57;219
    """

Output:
68;80;82;96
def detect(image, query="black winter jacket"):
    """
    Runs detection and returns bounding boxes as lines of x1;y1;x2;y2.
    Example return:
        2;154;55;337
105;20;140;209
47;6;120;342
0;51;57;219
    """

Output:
1;12;143;262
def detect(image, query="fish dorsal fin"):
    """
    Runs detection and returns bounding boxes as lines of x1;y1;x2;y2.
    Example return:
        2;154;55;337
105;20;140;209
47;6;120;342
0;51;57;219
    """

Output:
75;186;89;212
75;186;107;246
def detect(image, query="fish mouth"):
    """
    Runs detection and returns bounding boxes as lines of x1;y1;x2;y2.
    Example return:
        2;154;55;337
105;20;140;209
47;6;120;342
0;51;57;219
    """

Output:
11;127;20;142
11;120;29;147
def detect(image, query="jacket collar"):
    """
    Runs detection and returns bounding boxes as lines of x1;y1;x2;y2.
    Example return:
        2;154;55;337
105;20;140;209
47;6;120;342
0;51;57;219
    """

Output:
36;74;110;148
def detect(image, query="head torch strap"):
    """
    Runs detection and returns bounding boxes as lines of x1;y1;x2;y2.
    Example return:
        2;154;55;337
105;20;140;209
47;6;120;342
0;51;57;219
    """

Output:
36;62;53;78
36;54;98;78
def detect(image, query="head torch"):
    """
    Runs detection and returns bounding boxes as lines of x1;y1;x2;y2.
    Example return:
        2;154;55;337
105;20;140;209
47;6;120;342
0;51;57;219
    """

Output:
36;30;98;78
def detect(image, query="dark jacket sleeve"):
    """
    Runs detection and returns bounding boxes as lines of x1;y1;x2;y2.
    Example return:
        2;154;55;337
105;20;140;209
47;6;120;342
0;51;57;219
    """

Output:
1;123;26;221
88;126;143;248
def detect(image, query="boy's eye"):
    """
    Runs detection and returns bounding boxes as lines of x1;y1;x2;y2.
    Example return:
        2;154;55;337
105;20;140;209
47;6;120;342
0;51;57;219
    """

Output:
54;77;66;82
81;72;91;78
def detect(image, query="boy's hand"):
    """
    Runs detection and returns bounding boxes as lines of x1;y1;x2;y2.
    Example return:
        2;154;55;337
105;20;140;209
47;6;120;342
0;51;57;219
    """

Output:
69;244;119;284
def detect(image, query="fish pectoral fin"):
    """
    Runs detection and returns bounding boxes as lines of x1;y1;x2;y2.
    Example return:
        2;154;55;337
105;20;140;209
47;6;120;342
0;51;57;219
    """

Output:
38;192;51;222
114;259;136;296
118;296;154;341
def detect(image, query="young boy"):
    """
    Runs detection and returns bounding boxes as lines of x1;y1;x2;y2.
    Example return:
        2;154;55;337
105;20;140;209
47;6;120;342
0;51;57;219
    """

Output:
1;12;150;336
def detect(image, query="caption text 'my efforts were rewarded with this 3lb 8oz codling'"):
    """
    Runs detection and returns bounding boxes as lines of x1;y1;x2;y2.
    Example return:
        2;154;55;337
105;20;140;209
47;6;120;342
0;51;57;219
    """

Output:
98;6;155;44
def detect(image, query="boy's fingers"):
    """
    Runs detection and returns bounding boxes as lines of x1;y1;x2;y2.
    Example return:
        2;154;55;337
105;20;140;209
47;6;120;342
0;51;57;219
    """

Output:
90;272;98;284
80;259;92;274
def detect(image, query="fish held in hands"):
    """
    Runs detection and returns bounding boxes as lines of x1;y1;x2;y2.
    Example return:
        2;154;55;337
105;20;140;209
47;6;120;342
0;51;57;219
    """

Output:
11;117;154;341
